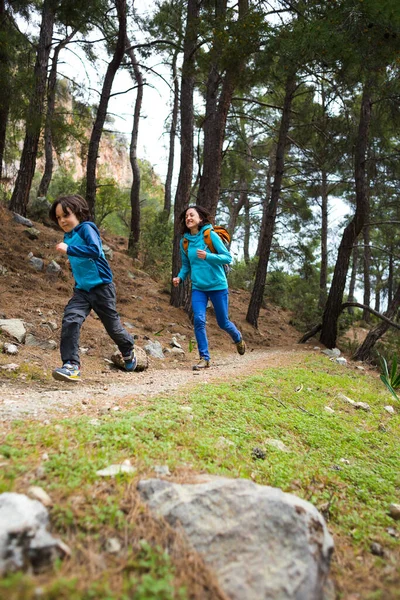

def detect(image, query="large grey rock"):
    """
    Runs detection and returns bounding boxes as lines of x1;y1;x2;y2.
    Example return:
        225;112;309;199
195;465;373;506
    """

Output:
102;244;113;260
138;476;334;600
143;340;165;359
46;260;61;276
13;213;33;227
322;348;340;358
110;346;148;372
0;492;68;575
0;319;26;343
25;334;57;351
3;343;18;355
28;256;44;271
23;227;40;240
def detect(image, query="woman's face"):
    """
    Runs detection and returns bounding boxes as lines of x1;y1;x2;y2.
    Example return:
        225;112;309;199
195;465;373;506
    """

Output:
185;208;201;232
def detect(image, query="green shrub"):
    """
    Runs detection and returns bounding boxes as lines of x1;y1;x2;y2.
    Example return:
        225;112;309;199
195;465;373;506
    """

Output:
228;258;258;290
139;210;173;279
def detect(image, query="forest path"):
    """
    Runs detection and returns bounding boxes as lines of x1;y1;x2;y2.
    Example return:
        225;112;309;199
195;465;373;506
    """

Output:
0;346;312;422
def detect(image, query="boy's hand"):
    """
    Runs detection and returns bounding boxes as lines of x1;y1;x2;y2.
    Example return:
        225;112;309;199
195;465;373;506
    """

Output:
172;277;181;287
56;242;68;254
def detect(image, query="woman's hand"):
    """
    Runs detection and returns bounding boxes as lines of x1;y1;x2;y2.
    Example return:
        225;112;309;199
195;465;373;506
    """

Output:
56;242;68;254
172;277;181;287
197;249;207;260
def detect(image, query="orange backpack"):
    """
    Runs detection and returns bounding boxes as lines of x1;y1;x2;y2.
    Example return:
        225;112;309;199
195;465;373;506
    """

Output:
182;226;231;274
182;225;230;254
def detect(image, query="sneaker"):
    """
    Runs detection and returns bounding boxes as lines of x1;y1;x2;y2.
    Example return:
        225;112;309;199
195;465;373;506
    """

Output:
52;363;81;383
122;349;137;372
236;338;246;355
193;358;210;371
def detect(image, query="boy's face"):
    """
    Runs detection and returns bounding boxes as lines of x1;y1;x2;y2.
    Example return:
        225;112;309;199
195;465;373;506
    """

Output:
55;204;79;232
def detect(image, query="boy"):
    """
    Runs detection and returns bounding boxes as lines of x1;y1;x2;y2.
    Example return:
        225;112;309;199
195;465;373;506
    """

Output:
49;194;136;382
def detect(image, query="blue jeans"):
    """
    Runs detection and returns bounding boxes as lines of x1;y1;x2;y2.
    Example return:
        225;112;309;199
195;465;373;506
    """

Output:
192;289;241;361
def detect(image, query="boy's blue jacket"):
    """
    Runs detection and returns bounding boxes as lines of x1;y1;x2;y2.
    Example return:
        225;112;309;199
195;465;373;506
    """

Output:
177;224;231;291
64;221;112;291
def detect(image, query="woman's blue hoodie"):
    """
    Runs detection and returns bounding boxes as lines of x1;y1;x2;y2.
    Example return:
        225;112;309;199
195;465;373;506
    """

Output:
64;221;112;291
177;224;232;291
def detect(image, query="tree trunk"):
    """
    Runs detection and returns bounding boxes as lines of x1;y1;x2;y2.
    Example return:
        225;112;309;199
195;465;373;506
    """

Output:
0;99;8;182
353;281;400;362
227;132;252;251
362;220;371;322
9;0;54;215
170;0;200;308
374;285;380;313
197;0;249;218
318;83;329;310
347;242;359;314
243;190;250;264
227;192;243;246
86;0;127;219
319;169;328;309
38;31;76;197
246;73;296;328
319;80;373;348
256;144;275;257
0;0;10;181
164;48;179;217
126;37;143;257
388;245;394;304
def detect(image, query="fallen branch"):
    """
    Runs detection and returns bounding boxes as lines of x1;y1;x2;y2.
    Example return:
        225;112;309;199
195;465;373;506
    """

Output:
270;396;287;409
270;396;317;417
298;323;322;343
297;405;317;417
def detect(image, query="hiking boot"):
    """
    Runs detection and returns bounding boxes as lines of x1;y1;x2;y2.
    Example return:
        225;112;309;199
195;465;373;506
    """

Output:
193;358;210;371
236;338;246;355
52;363;81;383
122;349;137;372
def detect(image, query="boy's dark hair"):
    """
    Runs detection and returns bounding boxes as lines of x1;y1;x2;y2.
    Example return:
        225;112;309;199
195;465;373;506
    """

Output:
179;205;213;235
49;195;91;225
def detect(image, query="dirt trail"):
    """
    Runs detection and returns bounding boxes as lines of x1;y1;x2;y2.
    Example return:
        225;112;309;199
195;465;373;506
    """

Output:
0;347;310;421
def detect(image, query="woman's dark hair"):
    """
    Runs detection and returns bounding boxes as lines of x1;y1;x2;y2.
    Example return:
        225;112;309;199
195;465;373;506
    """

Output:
179;205;213;235
49;194;91;225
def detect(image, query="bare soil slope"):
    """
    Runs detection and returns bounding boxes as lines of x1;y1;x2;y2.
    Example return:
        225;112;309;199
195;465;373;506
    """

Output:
0;204;300;401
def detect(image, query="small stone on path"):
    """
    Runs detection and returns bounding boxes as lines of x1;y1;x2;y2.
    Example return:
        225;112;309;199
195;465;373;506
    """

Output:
27;486;53;507
96;464;136;476
389;503;400;521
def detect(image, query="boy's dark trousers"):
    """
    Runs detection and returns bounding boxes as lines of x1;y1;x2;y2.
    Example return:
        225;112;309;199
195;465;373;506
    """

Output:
60;283;134;366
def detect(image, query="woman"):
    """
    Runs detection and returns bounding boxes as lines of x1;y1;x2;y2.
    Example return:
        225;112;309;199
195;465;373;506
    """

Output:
172;205;246;370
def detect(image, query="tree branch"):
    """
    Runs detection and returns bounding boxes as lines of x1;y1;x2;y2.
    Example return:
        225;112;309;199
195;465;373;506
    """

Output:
109;85;139;97
366;221;400;227
299;302;400;344
125;39;181;53
298;323;322;343
341;303;400;330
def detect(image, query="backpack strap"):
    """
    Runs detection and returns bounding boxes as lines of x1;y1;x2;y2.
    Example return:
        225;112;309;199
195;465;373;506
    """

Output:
183;227;228;255
203;228;215;253
182;230;215;254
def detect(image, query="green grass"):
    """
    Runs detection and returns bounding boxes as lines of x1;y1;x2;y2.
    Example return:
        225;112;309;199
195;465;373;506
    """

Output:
1;354;399;599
